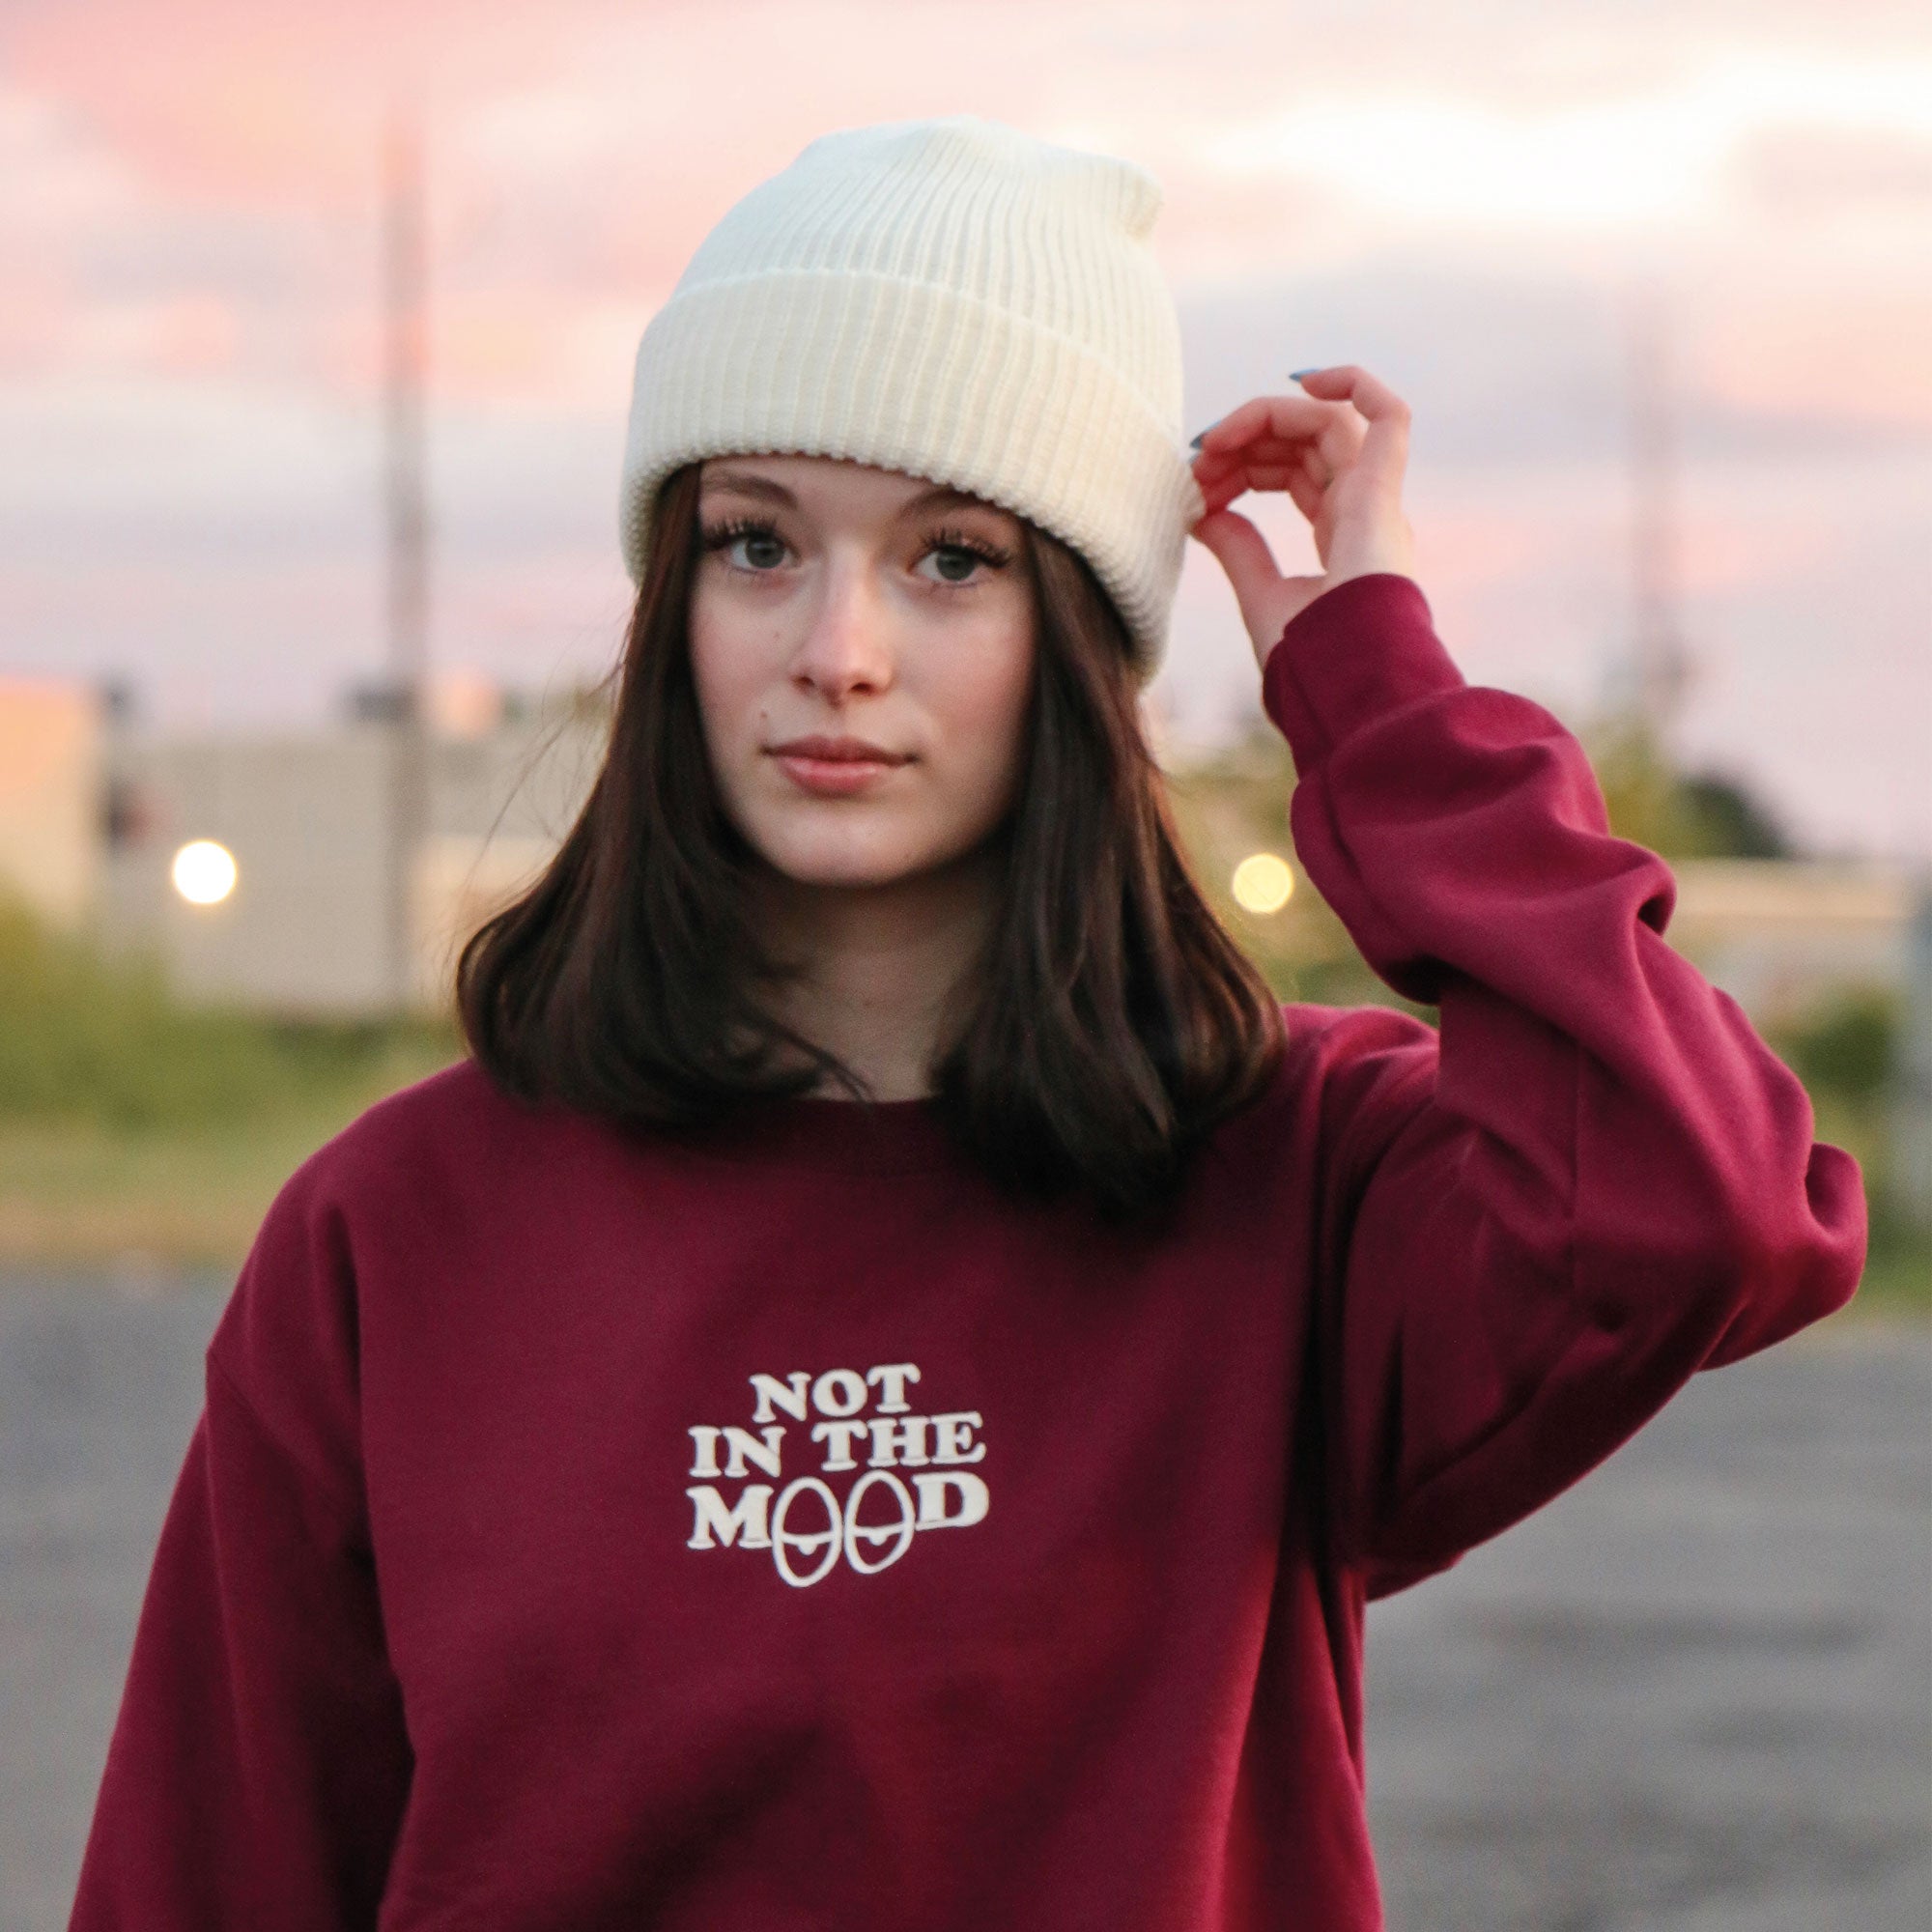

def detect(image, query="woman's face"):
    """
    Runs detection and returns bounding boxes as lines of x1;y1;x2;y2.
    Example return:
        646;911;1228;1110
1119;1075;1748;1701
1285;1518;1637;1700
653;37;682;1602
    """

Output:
688;454;1037;892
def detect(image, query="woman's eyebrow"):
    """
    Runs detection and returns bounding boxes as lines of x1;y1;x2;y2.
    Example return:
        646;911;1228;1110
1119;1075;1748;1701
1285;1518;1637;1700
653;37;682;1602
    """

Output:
896;484;997;518
699;471;794;506
697;471;1001;520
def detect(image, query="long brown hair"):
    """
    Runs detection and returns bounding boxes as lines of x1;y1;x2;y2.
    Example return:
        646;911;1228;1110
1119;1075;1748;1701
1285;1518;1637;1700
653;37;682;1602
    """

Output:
456;461;1286;1222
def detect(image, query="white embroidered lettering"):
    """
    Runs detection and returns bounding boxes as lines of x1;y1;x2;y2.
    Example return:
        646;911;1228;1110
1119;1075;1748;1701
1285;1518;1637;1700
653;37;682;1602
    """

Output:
721;1425;784;1479
929;1410;986;1464
811;1368;868;1417
687;1425;723;1478
685;1362;989;1583
913;1470;990;1530
866;1414;931;1468
749;1372;810;1425
686;1484;774;1549
866;1363;922;1413
810;1419;868;1472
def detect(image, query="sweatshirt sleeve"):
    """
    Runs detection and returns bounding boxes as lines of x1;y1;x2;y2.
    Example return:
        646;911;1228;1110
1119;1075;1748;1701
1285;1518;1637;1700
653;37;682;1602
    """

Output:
68;1159;413;1930
1263;572;1868;1602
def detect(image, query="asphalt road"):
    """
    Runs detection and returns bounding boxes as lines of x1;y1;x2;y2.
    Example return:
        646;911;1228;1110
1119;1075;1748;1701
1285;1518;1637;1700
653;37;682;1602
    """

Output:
5;1266;1927;1931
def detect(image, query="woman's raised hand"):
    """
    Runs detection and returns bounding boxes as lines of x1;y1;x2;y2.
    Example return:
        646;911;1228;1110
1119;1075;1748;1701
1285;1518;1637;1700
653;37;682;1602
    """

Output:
1187;365;1420;670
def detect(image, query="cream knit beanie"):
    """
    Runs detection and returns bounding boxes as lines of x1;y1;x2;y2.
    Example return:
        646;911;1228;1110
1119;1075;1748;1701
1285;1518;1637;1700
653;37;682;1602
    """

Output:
618;114;1205;685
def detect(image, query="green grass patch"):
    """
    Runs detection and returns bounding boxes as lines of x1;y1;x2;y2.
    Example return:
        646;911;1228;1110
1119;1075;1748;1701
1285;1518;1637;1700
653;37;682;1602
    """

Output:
0;1072;463;1269
0;889;465;1265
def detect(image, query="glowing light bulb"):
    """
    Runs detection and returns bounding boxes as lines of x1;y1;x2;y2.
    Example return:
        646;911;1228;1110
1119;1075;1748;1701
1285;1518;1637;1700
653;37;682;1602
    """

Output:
171;839;238;906
1231;851;1294;914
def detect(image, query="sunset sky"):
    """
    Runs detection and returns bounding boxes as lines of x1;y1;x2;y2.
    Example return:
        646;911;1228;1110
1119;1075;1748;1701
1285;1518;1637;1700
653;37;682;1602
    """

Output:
3;0;1928;859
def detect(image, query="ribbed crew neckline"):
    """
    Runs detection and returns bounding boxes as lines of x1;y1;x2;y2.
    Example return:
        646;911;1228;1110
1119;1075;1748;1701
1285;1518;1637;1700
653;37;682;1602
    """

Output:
667;1092;961;1177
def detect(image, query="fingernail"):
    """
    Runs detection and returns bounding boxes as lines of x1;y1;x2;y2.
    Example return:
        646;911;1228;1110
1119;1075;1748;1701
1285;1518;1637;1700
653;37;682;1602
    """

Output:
1289;368;1321;383
1188;414;1223;450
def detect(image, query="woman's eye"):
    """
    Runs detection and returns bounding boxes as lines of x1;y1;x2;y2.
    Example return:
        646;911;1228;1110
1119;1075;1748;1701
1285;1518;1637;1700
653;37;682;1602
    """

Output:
919;541;1009;587
728;528;787;571
921;547;980;585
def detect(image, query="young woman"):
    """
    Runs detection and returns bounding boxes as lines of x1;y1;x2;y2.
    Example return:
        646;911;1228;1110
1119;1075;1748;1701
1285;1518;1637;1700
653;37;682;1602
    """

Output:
70;116;1864;1931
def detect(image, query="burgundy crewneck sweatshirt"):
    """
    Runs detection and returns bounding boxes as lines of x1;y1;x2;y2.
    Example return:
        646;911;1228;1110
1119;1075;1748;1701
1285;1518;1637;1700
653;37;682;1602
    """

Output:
69;573;1865;1930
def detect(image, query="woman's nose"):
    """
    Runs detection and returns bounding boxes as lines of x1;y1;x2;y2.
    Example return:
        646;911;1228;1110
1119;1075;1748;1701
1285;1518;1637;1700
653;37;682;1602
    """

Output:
789;561;895;700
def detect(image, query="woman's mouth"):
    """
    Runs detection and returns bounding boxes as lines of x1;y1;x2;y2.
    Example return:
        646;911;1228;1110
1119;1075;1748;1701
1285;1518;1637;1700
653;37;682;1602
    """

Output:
771;752;905;796
767;736;910;797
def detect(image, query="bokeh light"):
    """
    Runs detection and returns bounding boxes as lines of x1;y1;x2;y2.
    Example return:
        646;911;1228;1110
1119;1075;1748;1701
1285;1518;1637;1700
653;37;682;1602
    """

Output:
170;839;239;906
1231;851;1294;914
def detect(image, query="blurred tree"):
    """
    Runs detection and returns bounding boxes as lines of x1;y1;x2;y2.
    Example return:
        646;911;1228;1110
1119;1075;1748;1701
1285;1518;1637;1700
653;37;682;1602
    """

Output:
1761;981;1928;1305
1766;983;1898;1107
1162;696;1796;1023
1579;711;1796;859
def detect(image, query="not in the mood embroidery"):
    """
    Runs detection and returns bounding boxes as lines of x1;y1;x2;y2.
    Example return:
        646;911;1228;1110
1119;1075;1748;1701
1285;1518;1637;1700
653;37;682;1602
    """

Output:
684;1363;990;1587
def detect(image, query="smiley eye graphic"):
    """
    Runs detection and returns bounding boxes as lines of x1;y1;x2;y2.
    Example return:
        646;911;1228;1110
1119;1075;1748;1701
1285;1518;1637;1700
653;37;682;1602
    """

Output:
770;1478;842;1588
841;1472;917;1577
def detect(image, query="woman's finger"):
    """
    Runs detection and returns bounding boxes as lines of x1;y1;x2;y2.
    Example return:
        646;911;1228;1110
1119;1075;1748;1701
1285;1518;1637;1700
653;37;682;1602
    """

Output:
1227;463;1305;489
1298;420;1359;496
1197;472;1314;511
1191;392;1335;456
1187;505;1286;638
1192;450;1332;498
1292;364;1409;501
1192;400;1366;506
1192;434;1328;482
1193;421;1332;464
1282;466;1327;525
1197;464;1328;532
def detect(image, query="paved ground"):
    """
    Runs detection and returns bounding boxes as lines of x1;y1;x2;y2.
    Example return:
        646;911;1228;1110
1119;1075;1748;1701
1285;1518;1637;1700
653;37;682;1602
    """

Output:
5;1265;1927;1931
1364;1314;1931;1931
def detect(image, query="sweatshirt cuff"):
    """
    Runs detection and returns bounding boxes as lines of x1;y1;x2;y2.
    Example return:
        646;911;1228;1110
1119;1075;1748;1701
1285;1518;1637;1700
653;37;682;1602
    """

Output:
1260;573;1464;768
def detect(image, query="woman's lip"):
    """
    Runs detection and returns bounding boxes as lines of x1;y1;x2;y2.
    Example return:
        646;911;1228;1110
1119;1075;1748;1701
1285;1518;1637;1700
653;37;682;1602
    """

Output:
767;740;908;761
771;752;905;796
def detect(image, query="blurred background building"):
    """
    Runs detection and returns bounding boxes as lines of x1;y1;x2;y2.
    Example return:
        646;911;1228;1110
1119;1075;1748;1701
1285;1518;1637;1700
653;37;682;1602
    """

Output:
0;668;608;1017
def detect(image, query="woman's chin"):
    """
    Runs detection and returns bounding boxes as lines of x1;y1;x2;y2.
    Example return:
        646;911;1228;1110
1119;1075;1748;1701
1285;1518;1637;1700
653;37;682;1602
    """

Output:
752;834;990;897
772;864;942;896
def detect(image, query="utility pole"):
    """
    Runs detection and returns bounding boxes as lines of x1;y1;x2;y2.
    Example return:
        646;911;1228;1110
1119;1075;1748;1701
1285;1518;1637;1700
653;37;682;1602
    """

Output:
1624;277;1693;741
382;102;432;1012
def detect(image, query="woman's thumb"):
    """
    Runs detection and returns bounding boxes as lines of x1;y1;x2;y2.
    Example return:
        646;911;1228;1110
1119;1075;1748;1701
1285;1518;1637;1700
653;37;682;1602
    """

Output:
1189;506;1281;638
